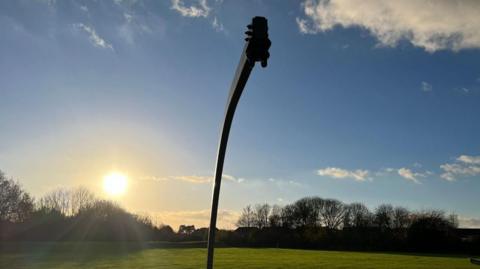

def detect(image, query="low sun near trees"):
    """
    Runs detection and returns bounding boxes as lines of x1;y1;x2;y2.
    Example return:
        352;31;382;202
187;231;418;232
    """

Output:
0;170;174;241
1;169;479;254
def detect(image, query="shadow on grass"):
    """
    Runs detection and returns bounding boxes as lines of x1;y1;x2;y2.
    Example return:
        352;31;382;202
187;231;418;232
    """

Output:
0;241;207;267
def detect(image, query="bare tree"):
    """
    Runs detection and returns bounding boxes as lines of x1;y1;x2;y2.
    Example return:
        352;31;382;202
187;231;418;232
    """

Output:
236;205;255;228
268;205;282;227
254;203;271;229
320;199;345;229
0;170;34;222
375;204;394;230
393;206;411;229
310;197;325;227
292;197;321;227
349;203;373;228
38;187;96;216
343;206;352;228
280;204;296;228
70;187;95;215
38;188;71;215
448;213;459;228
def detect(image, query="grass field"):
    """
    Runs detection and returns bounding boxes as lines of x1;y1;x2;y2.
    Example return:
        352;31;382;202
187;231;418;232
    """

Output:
0;242;477;269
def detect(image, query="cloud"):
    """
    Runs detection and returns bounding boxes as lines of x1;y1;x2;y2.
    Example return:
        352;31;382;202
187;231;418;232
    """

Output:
74;23;113;50
317;167;369;181
397;168;422;184
171;0;210;18
421;81;432;92
296;17;316;34
172;175;212;183
141;174;242;184
458;216;480;228
457;155;480;165
440;155;480;181
212;16;224;32
153;209;240;230
374;166;432;183
297;0;480;52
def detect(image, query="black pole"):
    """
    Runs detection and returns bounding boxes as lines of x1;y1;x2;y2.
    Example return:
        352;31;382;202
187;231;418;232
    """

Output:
206;17;271;269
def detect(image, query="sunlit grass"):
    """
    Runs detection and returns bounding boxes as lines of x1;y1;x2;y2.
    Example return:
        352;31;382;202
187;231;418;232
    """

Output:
1;242;477;269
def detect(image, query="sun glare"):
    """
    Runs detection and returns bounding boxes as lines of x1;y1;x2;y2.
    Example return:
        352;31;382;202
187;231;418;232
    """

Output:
103;172;128;196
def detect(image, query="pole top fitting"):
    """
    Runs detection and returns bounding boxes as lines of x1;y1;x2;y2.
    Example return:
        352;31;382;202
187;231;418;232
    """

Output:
245;16;271;68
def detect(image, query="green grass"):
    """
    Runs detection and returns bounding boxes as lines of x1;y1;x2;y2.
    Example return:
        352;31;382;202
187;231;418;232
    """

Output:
0;242;477;269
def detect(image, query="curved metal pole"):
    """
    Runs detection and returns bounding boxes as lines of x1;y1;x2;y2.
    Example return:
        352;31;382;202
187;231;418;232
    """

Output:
206;17;270;269
206;46;254;269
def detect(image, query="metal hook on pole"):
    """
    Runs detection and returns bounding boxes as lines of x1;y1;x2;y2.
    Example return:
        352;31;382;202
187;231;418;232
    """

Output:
206;16;271;269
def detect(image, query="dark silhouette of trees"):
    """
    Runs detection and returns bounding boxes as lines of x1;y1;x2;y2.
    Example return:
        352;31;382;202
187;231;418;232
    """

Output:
38;187;96;216
254;203;271;229
178;225;195;235
0;178;174;242
1;169;478;254
292;197;319;227
0;170;34;222
393;206;411;229
230;196;477;254
268;205;282;227
236;205;254;228
70;187;96;215
280;204;296;228
374;204;395;230
408;210;459;252
343;202;372;228
321;199;345;229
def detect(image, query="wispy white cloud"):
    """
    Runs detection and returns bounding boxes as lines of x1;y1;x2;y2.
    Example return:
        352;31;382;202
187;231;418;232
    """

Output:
171;0;210;18
440;155;480;181
367;165;433;183
296;17;315;34
457;155;480;165
421;81;432;92
262;177;304;187
74;23;113;50
297;0;480;52
317;167;369;181
212;16;224;32
172;175;212;183
141;174;241;184
397;168;422;184
170;0;225;32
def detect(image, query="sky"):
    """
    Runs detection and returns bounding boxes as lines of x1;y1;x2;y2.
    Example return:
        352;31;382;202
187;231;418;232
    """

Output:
1;0;480;229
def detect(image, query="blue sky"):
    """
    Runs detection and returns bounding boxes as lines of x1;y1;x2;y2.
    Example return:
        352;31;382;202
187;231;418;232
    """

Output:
1;0;480;229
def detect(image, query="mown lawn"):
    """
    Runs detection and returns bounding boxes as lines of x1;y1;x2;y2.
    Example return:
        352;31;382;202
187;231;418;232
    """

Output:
0;242;477;269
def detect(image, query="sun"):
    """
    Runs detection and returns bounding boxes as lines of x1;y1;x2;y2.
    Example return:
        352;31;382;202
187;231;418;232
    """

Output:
103;172;128;196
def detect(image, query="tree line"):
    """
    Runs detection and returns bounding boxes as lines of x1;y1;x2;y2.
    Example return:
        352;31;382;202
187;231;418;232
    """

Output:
236;198;458;231
1;170;479;254
0;170;175;241
227;198;480;253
